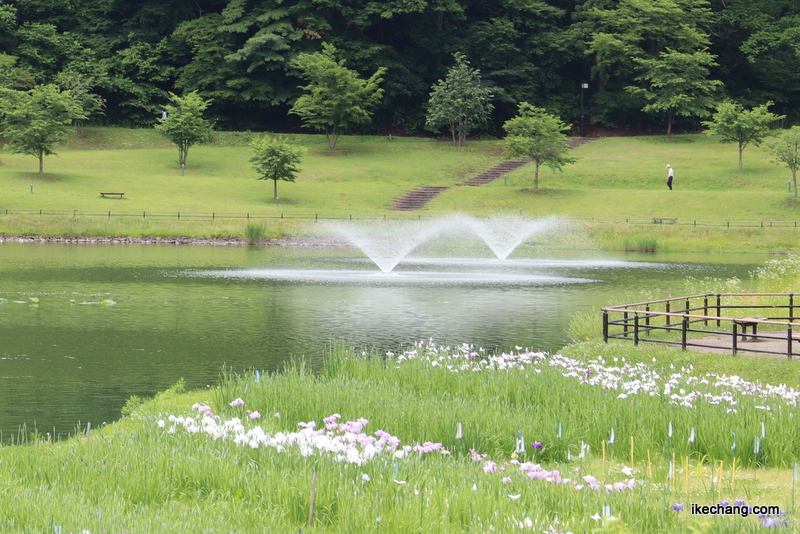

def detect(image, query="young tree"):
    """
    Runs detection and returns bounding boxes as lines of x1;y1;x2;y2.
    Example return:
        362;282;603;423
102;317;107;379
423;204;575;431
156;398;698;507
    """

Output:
154;91;214;167
502;103;577;189
766;126;800;197
626;48;721;137
0;84;85;173
426;53;494;147
290;43;386;151
702;101;783;171
250;135;305;202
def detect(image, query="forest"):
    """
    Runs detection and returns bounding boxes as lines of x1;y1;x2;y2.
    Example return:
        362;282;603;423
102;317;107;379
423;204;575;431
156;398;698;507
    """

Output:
0;0;798;135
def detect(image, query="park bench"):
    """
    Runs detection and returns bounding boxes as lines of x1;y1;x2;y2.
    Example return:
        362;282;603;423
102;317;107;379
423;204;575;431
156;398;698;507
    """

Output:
100;192;125;198
734;317;766;341
652;217;677;224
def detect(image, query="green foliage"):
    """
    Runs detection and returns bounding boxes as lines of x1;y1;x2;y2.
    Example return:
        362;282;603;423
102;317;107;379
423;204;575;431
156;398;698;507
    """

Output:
585;0;715;126
0;83;86;173
626;48;722;137
121;395;143;417
765;126;800;197
243;223;266;245
426;53;494;146
502;103;577;189
154;91;214;167
249;135;305;200
703;101;783;170
290;43;386;151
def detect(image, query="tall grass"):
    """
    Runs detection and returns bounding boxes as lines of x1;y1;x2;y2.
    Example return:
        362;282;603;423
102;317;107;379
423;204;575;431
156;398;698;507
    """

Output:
2;343;795;532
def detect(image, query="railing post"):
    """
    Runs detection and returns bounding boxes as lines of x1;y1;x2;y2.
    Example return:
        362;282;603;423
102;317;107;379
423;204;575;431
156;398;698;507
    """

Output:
665;302;671;327
716;294;721;327
634;314;639;346
790;294;795;321
732;323;738;355
703;296;708;326
645;304;650;326
788;326;793;360
623;311;629;336
681;316;688;350
603;310;609;342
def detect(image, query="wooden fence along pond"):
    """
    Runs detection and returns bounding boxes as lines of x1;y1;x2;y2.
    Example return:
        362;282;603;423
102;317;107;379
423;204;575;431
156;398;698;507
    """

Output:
603;293;800;359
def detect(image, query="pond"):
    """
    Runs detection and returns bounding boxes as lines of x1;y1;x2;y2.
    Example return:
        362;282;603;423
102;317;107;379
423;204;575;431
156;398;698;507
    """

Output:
0;239;767;438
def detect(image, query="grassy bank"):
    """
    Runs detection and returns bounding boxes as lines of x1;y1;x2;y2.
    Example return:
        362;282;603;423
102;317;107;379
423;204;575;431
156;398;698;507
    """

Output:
1;129;800;252
1;342;798;533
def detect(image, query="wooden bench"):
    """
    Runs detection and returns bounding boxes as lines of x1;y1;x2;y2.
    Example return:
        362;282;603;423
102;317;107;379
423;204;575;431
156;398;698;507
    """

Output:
100;192;125;198
653;217;677;224
734;317;765;341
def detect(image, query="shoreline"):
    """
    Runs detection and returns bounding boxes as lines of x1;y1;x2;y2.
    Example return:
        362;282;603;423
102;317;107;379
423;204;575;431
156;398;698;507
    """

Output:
0;235;350;247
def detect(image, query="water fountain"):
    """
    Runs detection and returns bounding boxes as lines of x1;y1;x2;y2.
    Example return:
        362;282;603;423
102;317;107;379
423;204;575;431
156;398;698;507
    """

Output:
325;215;565;272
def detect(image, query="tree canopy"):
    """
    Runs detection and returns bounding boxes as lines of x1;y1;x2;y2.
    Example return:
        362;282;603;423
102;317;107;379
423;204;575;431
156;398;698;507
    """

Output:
0;0;799;133
0;83;86;173
703;101;783;170
289;43;385;151
250;135;305;201
502;103;576;189
154;91;215;167
766;126;800;197
426;53;494;147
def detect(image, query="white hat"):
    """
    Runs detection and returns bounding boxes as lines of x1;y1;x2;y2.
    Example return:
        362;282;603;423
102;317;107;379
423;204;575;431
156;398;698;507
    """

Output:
666;164;671;168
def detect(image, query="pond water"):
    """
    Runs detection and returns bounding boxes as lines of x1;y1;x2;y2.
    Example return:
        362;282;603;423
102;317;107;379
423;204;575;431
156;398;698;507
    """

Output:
0;240;768;438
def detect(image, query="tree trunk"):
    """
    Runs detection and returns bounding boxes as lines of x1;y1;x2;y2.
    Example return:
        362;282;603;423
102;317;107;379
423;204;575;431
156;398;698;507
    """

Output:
738;142;743;170
38;150;43;174
667;113;673;138
793;168;797;197
274;178;278;200
534;160;540;189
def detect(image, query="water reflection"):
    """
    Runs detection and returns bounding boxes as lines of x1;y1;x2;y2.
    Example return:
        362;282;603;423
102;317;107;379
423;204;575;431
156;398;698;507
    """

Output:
0;243;765;437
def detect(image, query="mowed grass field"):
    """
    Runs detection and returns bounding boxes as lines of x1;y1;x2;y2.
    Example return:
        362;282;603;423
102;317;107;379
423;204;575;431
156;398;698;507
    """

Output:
1;128;800;248
0;129;502;214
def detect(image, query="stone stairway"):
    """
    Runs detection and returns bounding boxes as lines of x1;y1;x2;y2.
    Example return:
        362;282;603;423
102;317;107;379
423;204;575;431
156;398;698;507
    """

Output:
388;158;532;211
389;186;450;211
456;158;531;186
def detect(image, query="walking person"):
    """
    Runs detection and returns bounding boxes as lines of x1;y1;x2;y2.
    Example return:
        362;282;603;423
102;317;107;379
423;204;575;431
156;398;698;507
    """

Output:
666;164;674;190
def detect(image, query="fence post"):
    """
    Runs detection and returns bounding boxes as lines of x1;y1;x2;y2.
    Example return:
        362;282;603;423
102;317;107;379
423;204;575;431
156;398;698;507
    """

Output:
623;311;629;336
603;310;609;342
634;314;639;346
732;323;738;355
108;211;111;219
790;294;795;321
645;304;651;326
681;316;688;350
716;295;721;327
143;211;146;220
703;296;708;326
178;212;180;220
788;326;793;360
665;301;671;327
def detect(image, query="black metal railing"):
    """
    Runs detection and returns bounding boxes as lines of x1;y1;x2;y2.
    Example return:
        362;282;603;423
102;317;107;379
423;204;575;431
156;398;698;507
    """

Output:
603;293;800;358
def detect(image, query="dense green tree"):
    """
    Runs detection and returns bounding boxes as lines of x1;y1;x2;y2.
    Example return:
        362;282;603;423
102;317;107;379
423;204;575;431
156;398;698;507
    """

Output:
290;43;386;151
55;72;106;127
626;48;721;137
250;135;305;202
426;53;494;146
154;91;214;167
502;102;577;189
702;101;783;170
766;126;800;198
0;84;86;173
583;0;714;128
